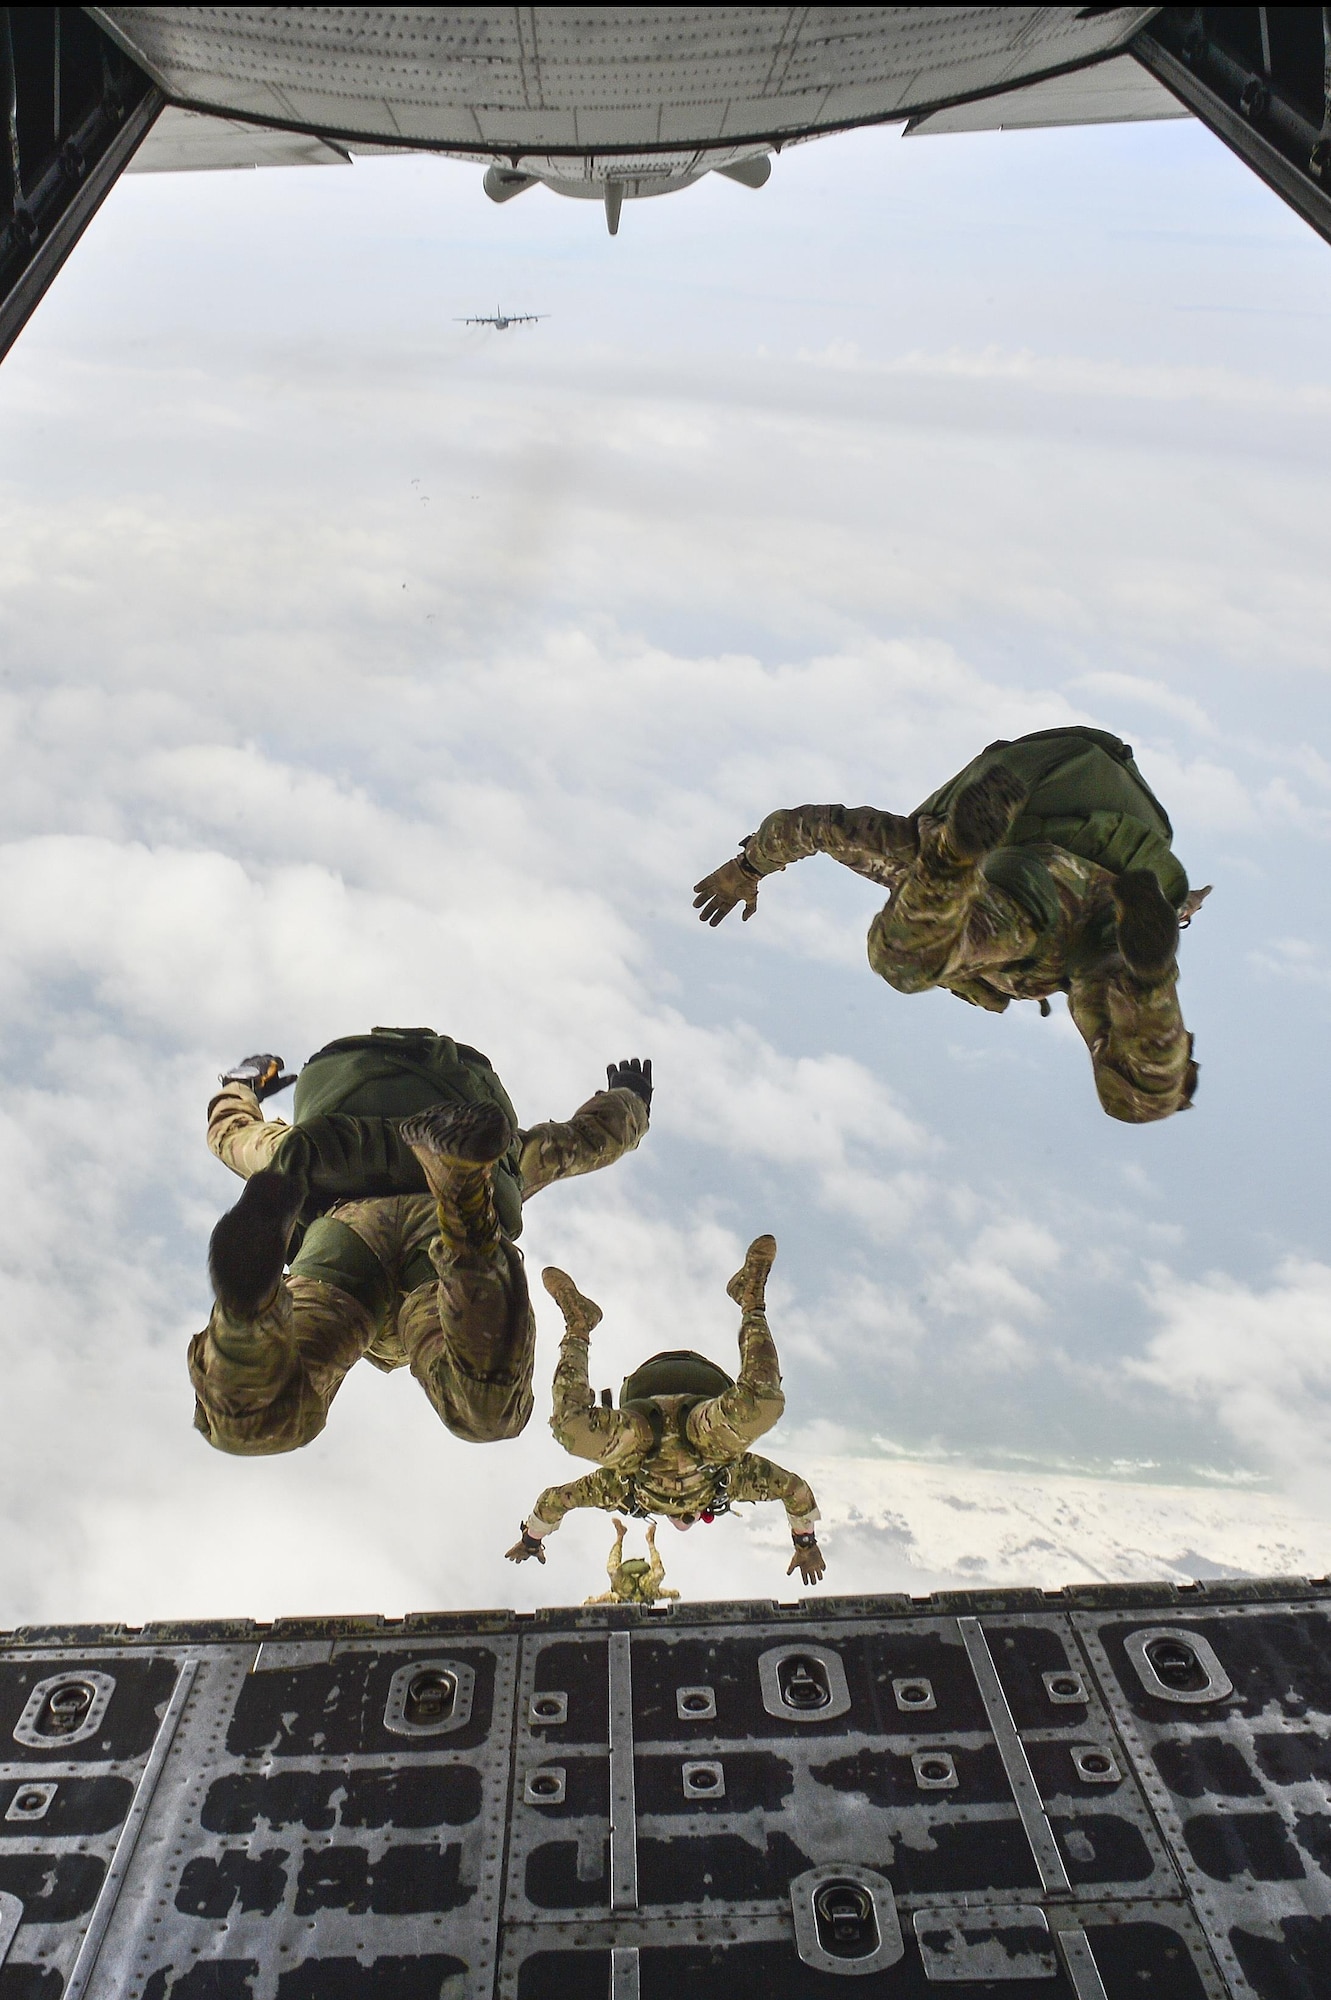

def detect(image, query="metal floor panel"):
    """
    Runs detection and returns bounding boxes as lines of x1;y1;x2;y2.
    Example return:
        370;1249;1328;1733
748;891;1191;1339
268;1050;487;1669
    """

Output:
2;1581;1329;1996
1076;1601;1331;2000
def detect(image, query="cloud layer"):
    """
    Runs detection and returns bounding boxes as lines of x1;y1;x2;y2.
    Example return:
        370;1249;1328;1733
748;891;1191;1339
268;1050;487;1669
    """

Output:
0;120;1327;1623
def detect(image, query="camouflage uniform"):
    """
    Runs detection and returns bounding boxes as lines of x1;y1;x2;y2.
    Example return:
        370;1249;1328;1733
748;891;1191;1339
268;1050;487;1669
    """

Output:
190;1081;648;1455
522;1275;818;1543
740;728;1202;1125
584;1528;680;1606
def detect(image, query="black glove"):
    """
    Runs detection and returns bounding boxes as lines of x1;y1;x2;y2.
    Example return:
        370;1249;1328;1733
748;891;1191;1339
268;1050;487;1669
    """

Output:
220;1053;297;1101
606;1057;652;1109
505;1525;547;1564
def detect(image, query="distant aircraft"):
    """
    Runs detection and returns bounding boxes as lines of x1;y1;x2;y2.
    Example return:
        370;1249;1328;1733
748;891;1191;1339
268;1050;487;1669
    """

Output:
455;309;546;330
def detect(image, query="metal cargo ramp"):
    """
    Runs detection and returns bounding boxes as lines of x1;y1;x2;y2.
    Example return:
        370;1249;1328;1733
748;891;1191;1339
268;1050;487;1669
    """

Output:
0;1579;1328;1996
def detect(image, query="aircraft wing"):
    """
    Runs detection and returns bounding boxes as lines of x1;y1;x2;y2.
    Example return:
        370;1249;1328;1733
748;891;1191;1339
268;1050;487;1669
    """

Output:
905;52;1187;136
123;103;355;171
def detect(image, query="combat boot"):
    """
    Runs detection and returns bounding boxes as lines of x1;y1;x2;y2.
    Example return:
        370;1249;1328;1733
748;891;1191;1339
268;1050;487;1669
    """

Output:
208;1167;307;1317
726;1233;777;1313
542;1266;604;1339
1113;870;1179;980
400;1101;514;1258
944;766;1029;863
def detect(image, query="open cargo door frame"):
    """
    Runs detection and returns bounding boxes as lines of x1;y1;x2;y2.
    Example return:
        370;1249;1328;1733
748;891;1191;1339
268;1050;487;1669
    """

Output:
0;6;159;364
1132;5;1331;246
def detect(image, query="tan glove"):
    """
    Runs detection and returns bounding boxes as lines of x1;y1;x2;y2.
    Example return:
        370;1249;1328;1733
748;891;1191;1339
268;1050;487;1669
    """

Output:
787;1534;826;1586
693;855;761;926
505;1524;547;1564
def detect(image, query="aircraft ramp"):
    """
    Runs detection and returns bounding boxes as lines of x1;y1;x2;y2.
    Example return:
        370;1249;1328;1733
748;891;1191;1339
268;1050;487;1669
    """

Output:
0;1578;1327;1996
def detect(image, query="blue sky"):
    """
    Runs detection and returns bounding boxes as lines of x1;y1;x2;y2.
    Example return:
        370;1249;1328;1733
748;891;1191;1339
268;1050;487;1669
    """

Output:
0;107;1329;1621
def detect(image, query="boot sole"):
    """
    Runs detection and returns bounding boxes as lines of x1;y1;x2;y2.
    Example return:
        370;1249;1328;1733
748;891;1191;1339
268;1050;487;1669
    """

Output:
208;1169;305;1318
948;768;1028;861
400;1102;513;1167
1114;870;1179;978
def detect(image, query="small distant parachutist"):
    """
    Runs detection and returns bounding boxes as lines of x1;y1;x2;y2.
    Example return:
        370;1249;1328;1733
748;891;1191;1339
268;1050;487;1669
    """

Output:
585;1519;680;1605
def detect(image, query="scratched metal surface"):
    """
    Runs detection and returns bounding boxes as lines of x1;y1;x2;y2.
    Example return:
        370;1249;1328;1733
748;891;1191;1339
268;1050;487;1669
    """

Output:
0;1581;1326;1996
1077;1600;1331;2000
0;1646;183;1994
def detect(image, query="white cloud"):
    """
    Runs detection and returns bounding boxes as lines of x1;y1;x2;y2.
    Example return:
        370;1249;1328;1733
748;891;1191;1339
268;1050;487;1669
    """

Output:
925;1218;1061;1326
1131;1258;1331;1505
867;344;1331;416
780;1271;928;1373
1247;935;1331;991
786;1453;1331;1592
1070;669;1217;738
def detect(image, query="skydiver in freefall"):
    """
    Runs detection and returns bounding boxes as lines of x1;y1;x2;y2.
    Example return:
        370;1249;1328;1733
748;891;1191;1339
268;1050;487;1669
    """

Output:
505;1234;826;1585
584;1518;681;1605
693;726;1210;1125
191;1027;652;1453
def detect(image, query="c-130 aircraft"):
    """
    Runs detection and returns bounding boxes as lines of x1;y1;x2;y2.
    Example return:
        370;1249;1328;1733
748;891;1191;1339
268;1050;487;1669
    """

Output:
455;307;547;330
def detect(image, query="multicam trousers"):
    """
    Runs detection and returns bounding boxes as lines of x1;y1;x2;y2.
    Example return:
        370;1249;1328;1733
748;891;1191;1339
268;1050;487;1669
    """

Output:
866;822;1196;1125
190;1082;648;1455
189;1192;536;1453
